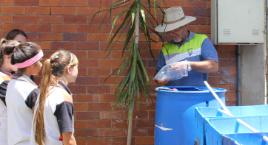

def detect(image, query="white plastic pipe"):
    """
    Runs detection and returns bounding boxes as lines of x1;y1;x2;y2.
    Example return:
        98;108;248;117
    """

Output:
204;81;268;142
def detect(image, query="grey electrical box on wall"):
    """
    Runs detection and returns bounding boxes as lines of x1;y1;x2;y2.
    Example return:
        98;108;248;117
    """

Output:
211;0;265;44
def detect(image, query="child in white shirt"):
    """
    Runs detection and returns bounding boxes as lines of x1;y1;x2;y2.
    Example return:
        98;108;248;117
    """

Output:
6;42;43;145
32;50;78;145
0;39;19;145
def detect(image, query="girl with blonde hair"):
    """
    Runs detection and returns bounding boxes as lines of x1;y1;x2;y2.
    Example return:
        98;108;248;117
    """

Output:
32;50;78;145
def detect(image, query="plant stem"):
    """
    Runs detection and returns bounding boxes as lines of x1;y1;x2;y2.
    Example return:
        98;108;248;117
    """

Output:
127;101;134;145
127;1;140;145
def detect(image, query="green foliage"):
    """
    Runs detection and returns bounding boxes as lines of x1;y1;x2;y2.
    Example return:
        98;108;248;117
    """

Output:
107;0;160;108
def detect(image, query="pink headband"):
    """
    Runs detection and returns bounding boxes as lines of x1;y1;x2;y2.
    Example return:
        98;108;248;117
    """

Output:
14;51;44;68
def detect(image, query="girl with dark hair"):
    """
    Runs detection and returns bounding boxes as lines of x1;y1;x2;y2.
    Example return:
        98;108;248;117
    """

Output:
6;42;43;145
32;50;78;145
0;39;20;145
5;29;28;43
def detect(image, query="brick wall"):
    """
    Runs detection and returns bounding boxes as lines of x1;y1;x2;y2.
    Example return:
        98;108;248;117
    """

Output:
0;0;237;145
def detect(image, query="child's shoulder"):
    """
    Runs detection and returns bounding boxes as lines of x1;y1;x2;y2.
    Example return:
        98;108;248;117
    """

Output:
49;86;73;104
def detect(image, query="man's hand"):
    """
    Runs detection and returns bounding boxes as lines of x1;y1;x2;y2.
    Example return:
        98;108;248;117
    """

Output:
170;60;191;71
154;79;169;86
154;61;191;84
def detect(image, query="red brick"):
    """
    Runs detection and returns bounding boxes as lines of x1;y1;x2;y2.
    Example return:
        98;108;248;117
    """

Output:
74;120;88;129
98;59;121;68
50;41;76;49
25;7;50;15
135;136;154;145
63;32;87;41
64;15;87;24
99;95;115;102
13;16;39;23
111;137;127;145
27;32;39;41
133;128;149;136
74;102;89;111
2;24;51;32
87;68;111;77
39;33;63;41
51;24;78;32
0;7;25;14
76;112;100;120
88;103;112;111
100;111;127;119
14;0;38;6
86;138;113;145
87;33;109;41
79;59;98;68
39;0;62;6
87;119;111;128
88;24;111;33
111;119;127;128
89;13;111;24
76;41;99;50
76;77;99;85
69;85;87;94
100;0;113;8
38;16;64;24
87;85;111;94
97;128;126;137
76;7;98;15
51;7;76;15
76;24;90;32
0;0;14;6
134;111;149;120
75;129;98;137
135;119;154;128
37;41;52;49
88;0;101;8
74;95;99;102
0;16;13;23
63;0;88;6
87;50;107;58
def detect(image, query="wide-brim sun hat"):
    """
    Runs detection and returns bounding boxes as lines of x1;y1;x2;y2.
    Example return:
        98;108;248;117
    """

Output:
155;6;196;33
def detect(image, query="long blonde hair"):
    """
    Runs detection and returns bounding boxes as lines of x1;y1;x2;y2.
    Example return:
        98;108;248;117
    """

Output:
34;50;78;145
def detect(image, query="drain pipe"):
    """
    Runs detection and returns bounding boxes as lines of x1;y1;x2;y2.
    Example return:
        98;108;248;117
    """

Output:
236;45;241;105
265;0;268;104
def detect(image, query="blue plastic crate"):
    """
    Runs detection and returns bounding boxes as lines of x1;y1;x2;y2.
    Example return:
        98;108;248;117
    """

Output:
222;133;268;145
205;116;268;145
195;105;268;145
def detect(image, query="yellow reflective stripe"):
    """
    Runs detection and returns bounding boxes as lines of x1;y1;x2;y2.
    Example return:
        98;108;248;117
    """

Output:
162;33;207;56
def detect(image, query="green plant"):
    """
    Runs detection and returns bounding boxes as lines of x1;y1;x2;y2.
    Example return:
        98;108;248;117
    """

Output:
96;0;162;144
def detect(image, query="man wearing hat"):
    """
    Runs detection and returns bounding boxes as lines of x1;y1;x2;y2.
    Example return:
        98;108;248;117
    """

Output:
155;6;218;86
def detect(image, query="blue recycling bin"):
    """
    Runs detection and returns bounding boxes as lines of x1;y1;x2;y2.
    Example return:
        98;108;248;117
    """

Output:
154;86;226;145
222;133;268;145
205;116;268;145
195;105;268;145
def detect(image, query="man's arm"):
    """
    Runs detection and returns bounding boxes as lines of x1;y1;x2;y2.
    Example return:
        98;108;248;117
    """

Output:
190;60;218;73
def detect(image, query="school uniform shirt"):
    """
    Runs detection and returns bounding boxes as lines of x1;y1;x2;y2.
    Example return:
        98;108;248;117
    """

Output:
156;32;219;86
6;75;39;145
0;71;11;145
31;81;74;145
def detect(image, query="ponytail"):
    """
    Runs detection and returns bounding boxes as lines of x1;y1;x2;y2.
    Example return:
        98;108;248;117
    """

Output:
34;59;52;145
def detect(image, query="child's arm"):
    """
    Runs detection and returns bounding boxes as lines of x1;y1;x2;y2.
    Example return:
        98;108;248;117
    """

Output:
62;132;77;145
